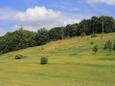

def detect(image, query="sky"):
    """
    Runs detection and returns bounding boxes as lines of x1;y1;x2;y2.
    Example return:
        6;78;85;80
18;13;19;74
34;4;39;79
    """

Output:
0;0;115;35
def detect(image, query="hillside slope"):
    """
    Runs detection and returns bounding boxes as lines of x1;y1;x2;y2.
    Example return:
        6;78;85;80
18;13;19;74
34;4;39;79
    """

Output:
0;33;115;86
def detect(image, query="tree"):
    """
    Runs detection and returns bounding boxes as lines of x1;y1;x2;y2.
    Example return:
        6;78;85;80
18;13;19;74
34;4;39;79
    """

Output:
34;28;49;46
0;16;115;54
65;24;71;38
99;16;114;33
49;27;65;40
0;29;36;54
91;16;99;34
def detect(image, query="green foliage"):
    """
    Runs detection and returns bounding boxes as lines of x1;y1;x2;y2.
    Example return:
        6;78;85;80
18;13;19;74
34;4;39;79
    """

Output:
103;40;112;51
81;32;86;37
0;16;115;54
34;28;49;45
113;40;115;51
91;34;97;38
15;54;24;60
92;45;98;54
103;41;108;50
90;41;94;45
40;56;48;64
49;27;65;40
65;24;78;37
0;29;36;54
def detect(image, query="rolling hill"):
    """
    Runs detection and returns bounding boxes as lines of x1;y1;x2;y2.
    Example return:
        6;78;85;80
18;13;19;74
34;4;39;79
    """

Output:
0;33;115;86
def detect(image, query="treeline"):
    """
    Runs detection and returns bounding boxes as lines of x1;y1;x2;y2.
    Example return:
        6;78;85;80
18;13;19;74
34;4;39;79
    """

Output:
0;16;115;54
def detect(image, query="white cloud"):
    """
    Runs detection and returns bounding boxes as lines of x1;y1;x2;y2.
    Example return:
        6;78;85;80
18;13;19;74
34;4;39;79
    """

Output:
13;6;80;31
15;6;62;22
0;6;81;33
86;0;115;5
13;17;80;32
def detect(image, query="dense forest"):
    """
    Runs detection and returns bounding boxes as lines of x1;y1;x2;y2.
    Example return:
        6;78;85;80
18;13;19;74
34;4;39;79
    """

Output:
0;16;115;54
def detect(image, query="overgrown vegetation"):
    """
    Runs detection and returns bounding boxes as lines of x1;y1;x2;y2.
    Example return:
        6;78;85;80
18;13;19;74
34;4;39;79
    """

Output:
0;16;115;54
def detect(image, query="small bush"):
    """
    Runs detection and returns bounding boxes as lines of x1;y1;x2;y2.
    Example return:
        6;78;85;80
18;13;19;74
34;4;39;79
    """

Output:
103;40;112;50
113;40;115;51
92;45;98;54
91;34;97;38
15;54;23;60
81;32;86;38
40;56;48;64
103;41;108;50
107;40;112;50
90;41;94;45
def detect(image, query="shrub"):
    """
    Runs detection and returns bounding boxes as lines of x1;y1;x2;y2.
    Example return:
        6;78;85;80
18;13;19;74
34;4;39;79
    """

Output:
15;54;23;60
103;40;112;50
91;34;97;38
40;56;48;64
92;45;98;54
81;32;86;38
113;40;115;51
90;41;94;45
108;40;112;50
103;41;108;50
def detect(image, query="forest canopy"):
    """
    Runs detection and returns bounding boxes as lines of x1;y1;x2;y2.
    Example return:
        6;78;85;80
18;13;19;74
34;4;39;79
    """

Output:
0;16;115;54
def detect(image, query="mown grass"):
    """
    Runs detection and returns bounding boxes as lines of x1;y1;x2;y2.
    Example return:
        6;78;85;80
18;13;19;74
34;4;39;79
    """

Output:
0;33;115;86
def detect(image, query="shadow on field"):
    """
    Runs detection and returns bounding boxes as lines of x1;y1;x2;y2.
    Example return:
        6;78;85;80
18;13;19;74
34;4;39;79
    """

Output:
99;57;115;61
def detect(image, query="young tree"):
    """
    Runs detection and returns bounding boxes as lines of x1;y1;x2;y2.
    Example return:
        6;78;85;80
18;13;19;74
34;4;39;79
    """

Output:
113;40;115;51
104;40;112;50
92;45;98;54
108;40;112;50
103;40;112;55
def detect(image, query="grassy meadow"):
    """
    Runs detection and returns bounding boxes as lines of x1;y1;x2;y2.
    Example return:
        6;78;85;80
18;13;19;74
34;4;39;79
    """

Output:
0;33;115;86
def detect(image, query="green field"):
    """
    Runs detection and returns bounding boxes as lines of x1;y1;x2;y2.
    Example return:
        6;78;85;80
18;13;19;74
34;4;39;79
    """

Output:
0;33;115;86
